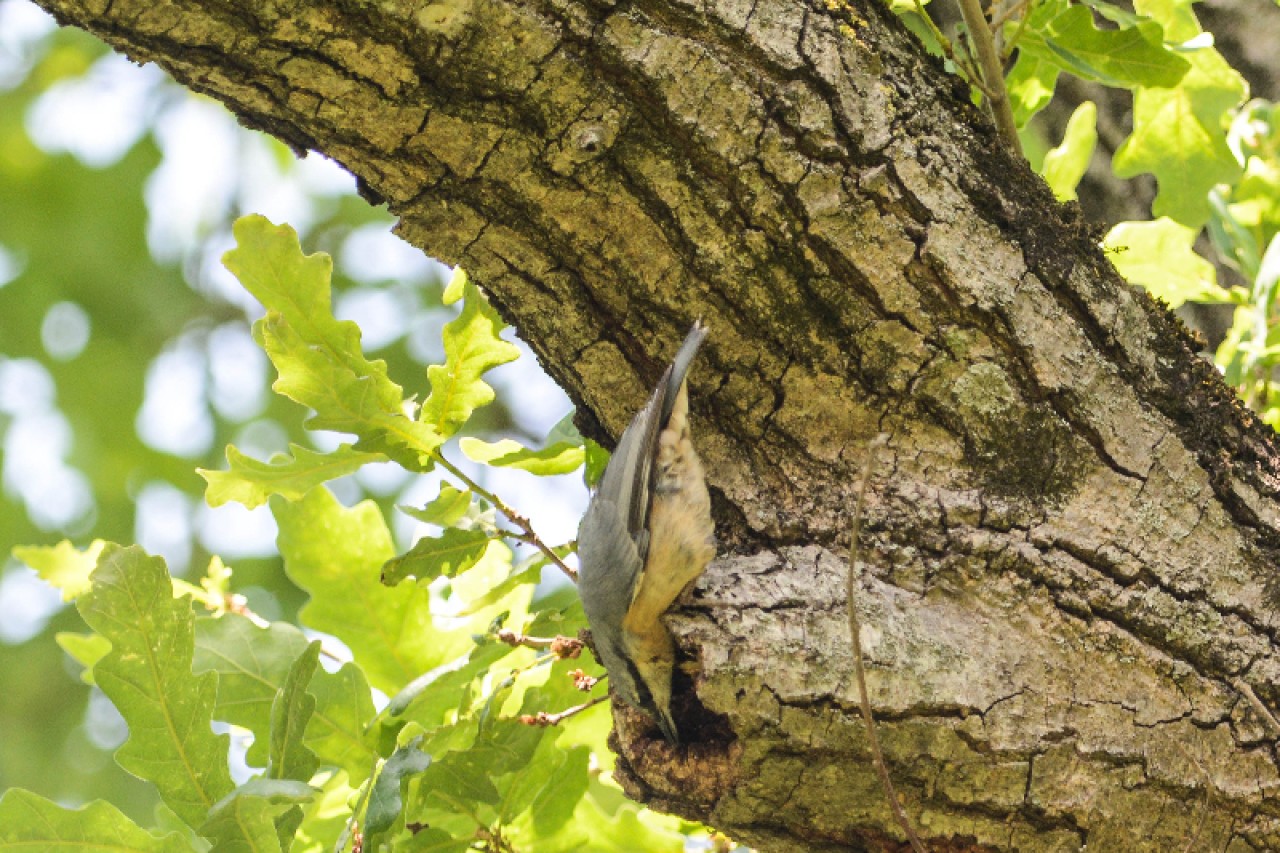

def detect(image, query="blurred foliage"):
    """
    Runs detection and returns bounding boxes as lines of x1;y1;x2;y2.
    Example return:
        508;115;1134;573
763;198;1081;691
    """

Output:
0;0;532;828
4;217;692;851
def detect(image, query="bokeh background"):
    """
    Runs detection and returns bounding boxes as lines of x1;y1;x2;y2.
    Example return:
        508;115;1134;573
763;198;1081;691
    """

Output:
0;0;586;821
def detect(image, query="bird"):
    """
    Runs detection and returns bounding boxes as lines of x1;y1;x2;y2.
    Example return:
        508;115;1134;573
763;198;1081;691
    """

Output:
577;322;716;744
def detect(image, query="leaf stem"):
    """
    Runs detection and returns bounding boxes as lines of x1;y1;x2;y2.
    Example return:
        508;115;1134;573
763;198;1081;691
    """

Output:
431;450;579;581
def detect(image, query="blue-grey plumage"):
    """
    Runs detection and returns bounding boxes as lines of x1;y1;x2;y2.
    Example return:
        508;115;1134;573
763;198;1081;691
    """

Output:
578;323;715;744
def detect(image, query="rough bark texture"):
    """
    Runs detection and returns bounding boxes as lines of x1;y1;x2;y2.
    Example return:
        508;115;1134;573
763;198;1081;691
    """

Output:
33;0;1280;848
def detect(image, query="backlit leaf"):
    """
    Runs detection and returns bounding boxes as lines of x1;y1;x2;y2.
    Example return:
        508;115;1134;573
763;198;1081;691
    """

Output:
222;215;443;464
381;527;491;586
13;538;104;601
272;488;440;694
1105;218;1231;307
77;545;234;830
200;443;381;509
193;614;376;780
419;269;520;438
0;789;191;853
1042;101;1098;201
1113;0;1247;226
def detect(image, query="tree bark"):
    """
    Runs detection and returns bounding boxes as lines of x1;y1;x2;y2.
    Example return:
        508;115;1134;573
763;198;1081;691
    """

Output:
33;0;1280;848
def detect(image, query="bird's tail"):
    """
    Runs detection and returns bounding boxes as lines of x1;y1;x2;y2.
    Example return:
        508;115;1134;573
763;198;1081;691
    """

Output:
659;321;708;427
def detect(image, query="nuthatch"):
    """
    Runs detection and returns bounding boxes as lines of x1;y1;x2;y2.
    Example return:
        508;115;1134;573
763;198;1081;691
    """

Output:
578;323;716;744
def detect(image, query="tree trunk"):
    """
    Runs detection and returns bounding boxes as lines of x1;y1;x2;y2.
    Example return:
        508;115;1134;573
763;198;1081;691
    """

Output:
33;0;1280;848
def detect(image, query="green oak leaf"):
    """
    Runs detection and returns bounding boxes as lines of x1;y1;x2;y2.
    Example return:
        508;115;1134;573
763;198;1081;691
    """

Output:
1042;101;1098;201
77;545;234;831
193;614;376;781
290;772;360;853
55;631;110;685
268;642;321;782
1007;0;1188;125
1113;0;1247;226
419;269;520;438
381;527;492;586
199;443;381;509
12;538;104;600
552;780;685;853
459;437;584;475
503;742;590;839
222;215;443;465
0;789;191;853
364;737;433;847
1037;6;1188;89
198;778;315;853
1006;51;1060;127
272;488;441;694
1105;218;1232;307
399;482;473;527
1228;157;1280;240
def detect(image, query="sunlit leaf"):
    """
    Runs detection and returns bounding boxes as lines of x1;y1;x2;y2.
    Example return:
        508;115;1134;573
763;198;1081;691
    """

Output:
200;443;381;509
1104;218;1231;308
0;789;191;853
381;527;491;586
193;614;376;780
1006;51;1060;127
198;778;315;853
399;483;472;527
55;631;110;685
1036;6;1188;88
222;215;443;464
13;539;104;601
460;437;584;475
1042;101;1098;201
419;269;520;438
272;488;440;694
77;545;234;830
1113;0;1247;226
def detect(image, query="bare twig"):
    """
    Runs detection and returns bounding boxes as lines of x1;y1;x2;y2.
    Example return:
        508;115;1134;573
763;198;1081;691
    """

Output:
1232;677;1280;735
518;695;609;728
431;450;578;581
913;0;953;56
846;435;928;853
496;629;584;659
955;0;1021;151
989;0;1032;35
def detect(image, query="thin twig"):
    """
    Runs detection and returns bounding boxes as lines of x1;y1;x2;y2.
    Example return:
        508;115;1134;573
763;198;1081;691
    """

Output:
519;695;609;728
1000;2;1037;59
913;0;953;56
989;0;1032;34
847;435;928;853
955;0;1021;151
1232;678;1280;735
496;629;584;659
432;450;578;581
